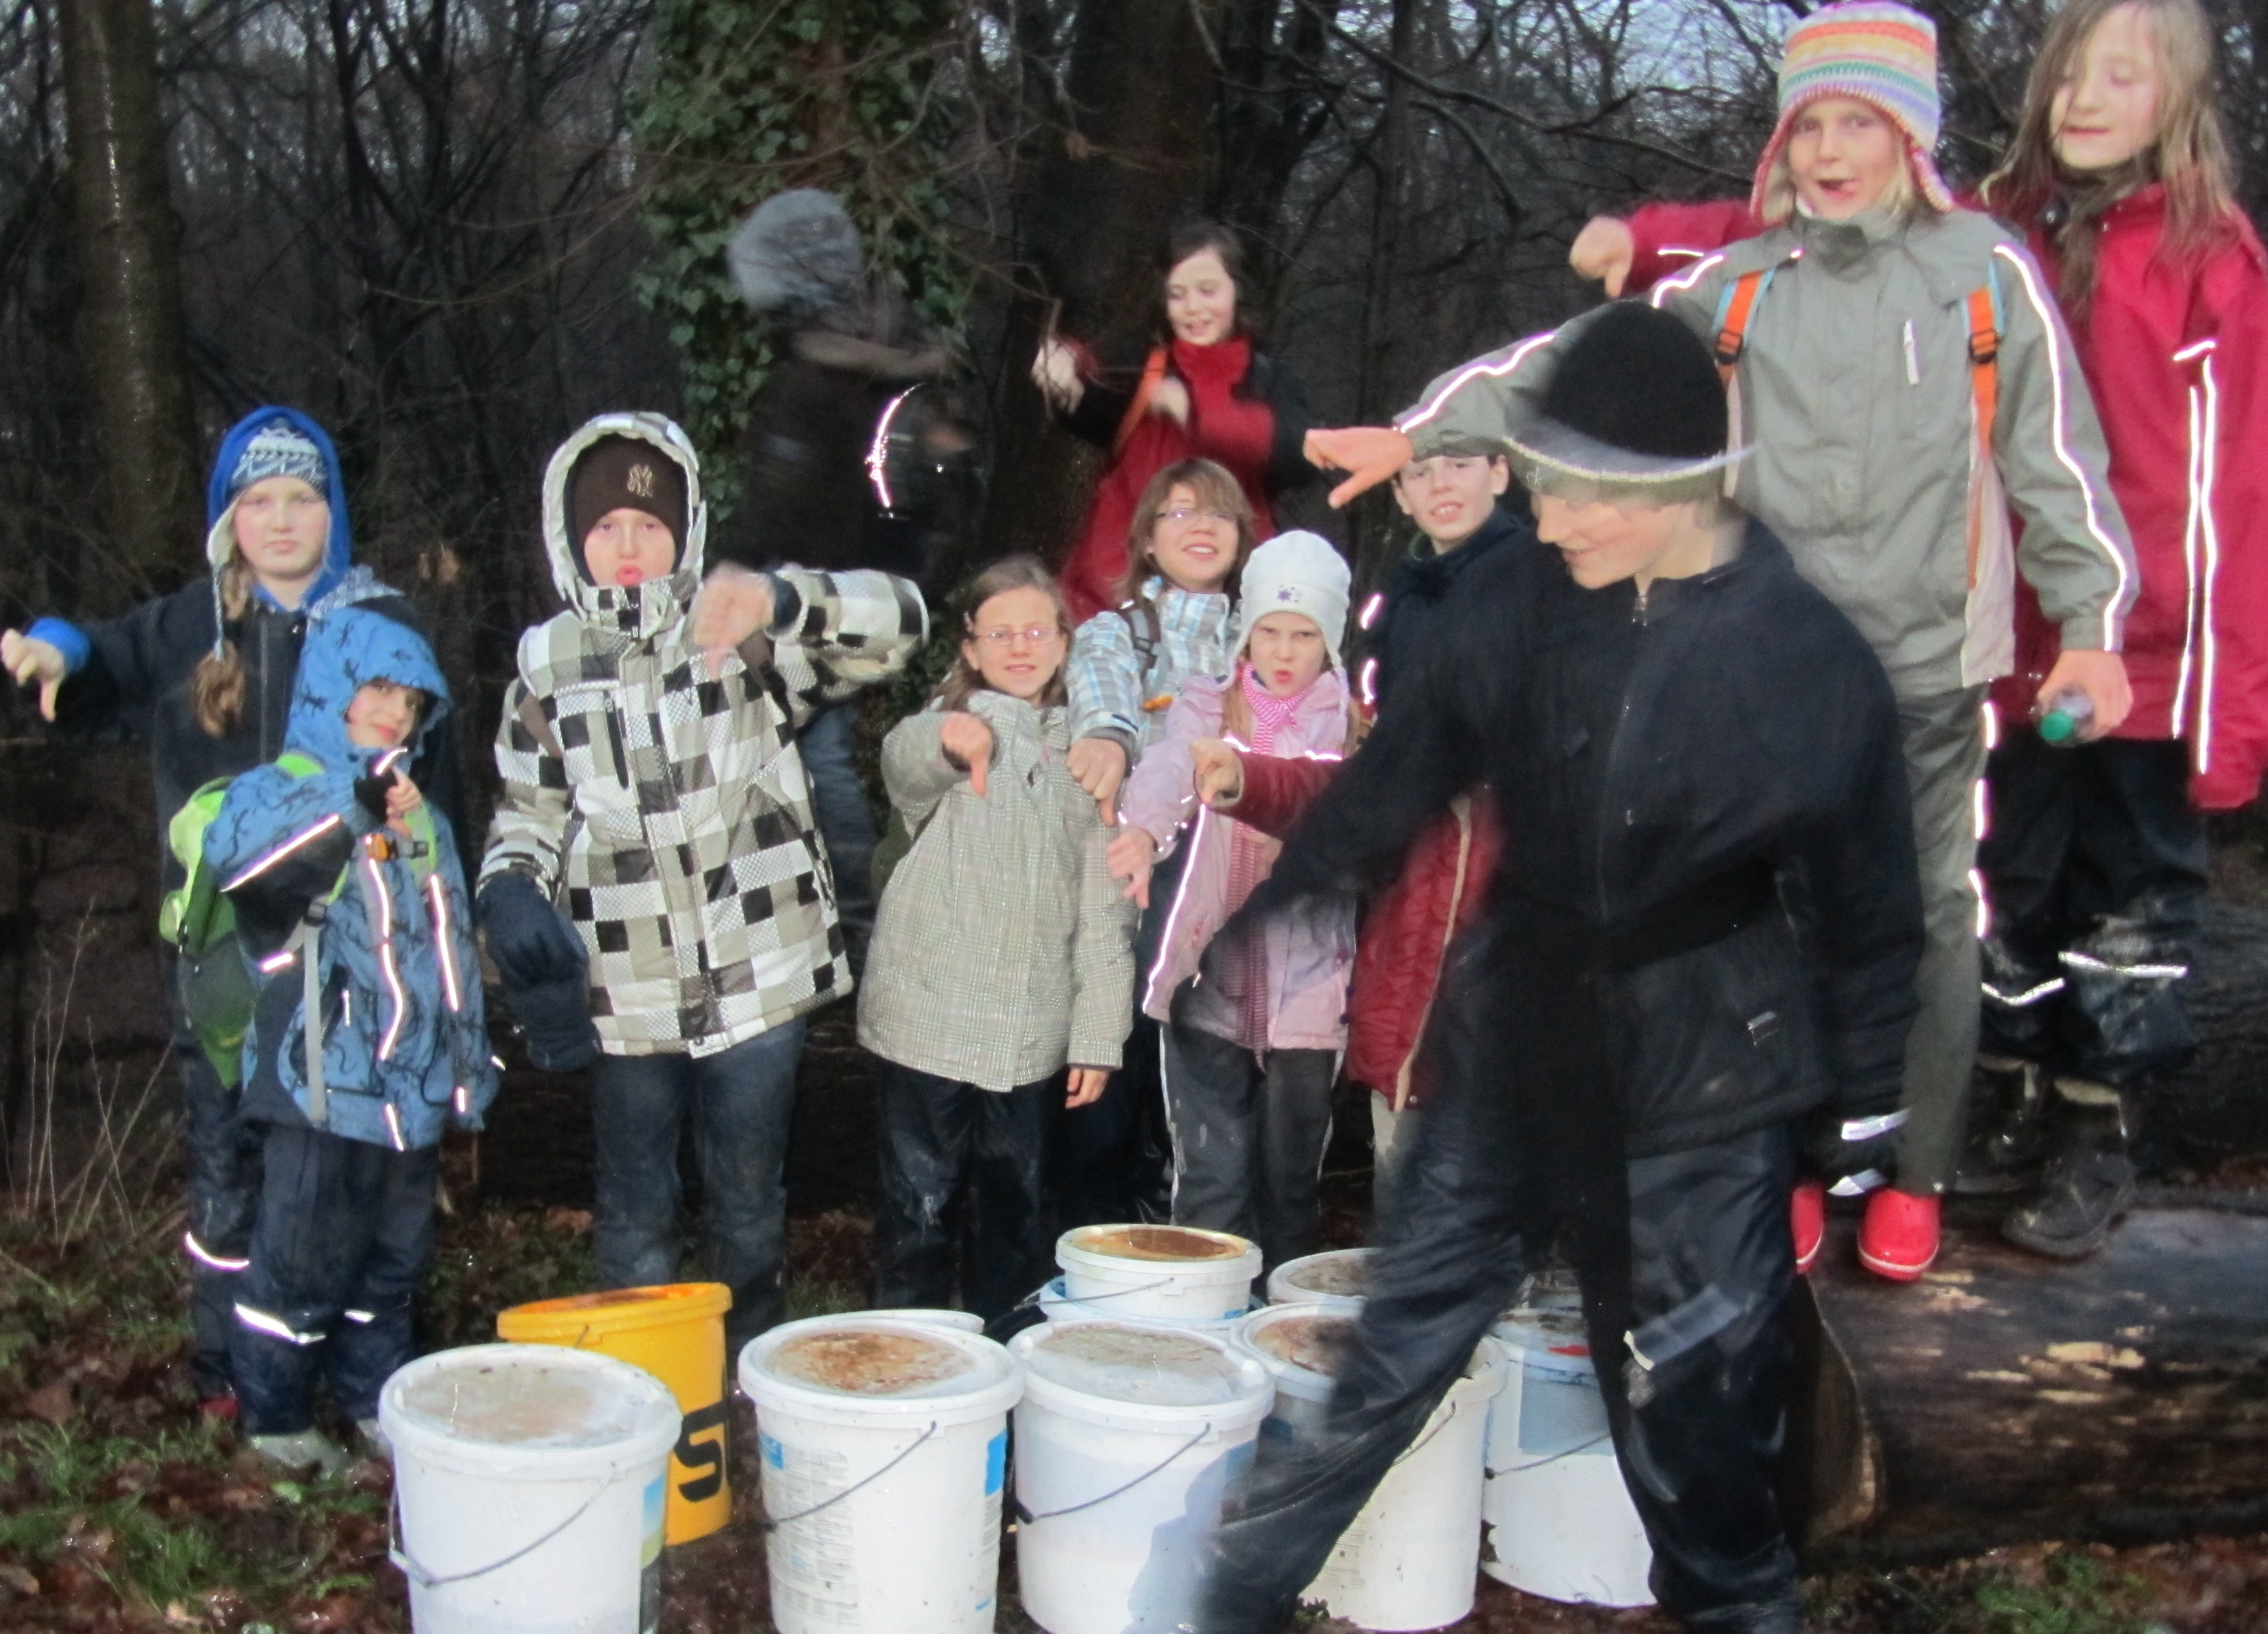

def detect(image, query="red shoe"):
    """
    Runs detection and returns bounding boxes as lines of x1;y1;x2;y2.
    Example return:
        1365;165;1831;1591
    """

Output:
1858;1188;1940;1281
1790;1181;1826;1275
198;1393;240;1423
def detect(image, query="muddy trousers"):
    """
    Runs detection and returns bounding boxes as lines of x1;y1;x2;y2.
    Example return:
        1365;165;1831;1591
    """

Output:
1892;687;1991;1194
872;1062;1053;1321
231;1124;438;1436
590;1020;806;1363
1195;1078;1800;1631
178;1006;264;1400
1977;734;2206;1088
1161;1026;1337;1268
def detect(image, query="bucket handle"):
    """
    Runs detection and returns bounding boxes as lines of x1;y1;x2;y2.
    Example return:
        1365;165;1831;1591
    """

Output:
1388;1397;1459;1469
1037;1274;1175;1310
1010;1424;1210;1527
1483;1428;1613;1478
390;1466;622;1589
760;1421;939;1533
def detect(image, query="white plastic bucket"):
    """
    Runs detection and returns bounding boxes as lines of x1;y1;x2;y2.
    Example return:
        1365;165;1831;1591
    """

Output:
866;1307;986;1334
1234;1305;1501;1631
1055;1224;1262;1323
1482;1304;1655;1608
1009;1321;1273;1634
380;1343;680;1634
1264;1247;1373;1310
739;1316;1023;1634
1037;1277;1245;1334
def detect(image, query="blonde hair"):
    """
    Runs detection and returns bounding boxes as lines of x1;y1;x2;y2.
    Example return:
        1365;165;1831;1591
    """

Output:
1757;101;1928;226
1109;459;1257;611
190;552;255;737
1981;0;2236;314
933;555;1073;712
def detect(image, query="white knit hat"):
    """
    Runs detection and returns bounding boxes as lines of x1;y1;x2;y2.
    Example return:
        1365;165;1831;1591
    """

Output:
1235;530;1351;671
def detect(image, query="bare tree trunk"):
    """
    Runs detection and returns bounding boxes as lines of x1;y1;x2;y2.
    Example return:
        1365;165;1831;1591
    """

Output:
977;0;1231;570
61;0;200;591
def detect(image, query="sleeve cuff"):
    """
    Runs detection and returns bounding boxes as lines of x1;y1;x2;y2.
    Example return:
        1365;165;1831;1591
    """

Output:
2057;621;2117;655
26;617;89;676
765;573;804;635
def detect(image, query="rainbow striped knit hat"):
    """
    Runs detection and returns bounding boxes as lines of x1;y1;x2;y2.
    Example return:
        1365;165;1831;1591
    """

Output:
1750;1;1953;217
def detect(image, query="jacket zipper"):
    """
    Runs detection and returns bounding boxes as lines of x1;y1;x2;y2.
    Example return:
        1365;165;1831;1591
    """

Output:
1596;592;1648;924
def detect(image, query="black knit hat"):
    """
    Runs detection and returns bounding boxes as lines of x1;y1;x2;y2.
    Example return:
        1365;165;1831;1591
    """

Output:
569;435;688;557
1506;302;1745;503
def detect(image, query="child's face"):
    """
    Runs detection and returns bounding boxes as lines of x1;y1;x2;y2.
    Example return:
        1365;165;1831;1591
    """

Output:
1149;483;1238;595
1787;96;1906;220
1165;250;1237;347
1246;612;1327;696
1393;455;1510;549
583;507;678;588
963;586;1065;701
346;680;422;750
2051;3;2161;173
233;477;330;591
1532;491;1714;591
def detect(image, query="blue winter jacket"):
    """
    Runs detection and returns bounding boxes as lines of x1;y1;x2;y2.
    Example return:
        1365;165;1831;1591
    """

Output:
205;606;497;1149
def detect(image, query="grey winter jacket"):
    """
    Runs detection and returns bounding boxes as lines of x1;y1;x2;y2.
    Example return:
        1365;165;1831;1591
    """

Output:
858;691;1135;1090
480;412;926;1057
1399;208;2138;701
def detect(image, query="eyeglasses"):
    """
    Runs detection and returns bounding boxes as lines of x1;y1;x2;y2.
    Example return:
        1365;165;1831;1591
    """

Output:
971;625;1065;647
1158;508;1236;526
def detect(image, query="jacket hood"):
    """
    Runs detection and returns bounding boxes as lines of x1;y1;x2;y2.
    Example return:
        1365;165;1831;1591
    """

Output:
204;408;355;610
283;605;452;770
540;413;707;643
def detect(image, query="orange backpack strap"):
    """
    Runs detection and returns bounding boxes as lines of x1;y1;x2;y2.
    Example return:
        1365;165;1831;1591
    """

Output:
1712;269;1771;384
1112;346;1171;457
1964;277;2004;588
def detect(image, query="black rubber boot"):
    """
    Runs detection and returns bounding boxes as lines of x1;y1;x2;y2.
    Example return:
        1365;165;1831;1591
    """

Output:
2001;1083;2136;1259
1681;1591;1809;1633
1952;1057;2052;1196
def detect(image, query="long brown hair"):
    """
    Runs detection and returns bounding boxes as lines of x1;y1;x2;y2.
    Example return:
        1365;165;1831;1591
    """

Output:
1980;0;2237;316
189;552;256;736
933;555;1073;712
1108;458;1257;613
1156;220;1256;344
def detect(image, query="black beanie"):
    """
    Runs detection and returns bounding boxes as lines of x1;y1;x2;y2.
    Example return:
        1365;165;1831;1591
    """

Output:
1539;303;1727;464
569;436;689;557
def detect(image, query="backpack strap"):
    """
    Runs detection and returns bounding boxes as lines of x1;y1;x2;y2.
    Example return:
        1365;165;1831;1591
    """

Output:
1711;268;1776;384
1964;269;2004;588
1116;598;1172;714
1111;347;1171;457
289;908;329;1127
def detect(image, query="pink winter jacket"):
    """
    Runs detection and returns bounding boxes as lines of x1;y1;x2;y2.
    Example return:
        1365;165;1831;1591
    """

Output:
1119;669;1356;1050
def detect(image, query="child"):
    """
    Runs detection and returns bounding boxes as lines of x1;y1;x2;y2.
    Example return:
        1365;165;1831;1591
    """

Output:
202;606;494;1473
1111;530;1356;1267
1312;1;2139;1281
1;409;434;1414
1193;300;1922;1634
478;413;922;1366
1053;457;1256;1225
858;557;1135;1318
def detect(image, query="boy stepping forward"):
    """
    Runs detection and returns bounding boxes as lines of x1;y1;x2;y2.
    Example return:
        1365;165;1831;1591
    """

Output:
205;608;494;1474
479;414;924;1364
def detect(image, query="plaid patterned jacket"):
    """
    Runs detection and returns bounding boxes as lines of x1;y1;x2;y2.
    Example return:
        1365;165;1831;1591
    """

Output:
479;413;926;1056
857;692;1135;1090
1064;578;1234;756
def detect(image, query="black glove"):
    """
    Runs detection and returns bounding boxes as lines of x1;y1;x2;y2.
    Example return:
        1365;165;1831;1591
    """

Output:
352;772;394;822
479;873;587;988
477;874;599;1072
1801;1104;1908;1197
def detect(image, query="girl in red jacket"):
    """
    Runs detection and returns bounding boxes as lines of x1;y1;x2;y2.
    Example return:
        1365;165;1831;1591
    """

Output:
1577;0;2268;1260
1033;222;1315;621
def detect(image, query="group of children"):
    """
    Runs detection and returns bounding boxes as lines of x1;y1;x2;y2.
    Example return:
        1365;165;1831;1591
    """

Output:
3;3;2263;1622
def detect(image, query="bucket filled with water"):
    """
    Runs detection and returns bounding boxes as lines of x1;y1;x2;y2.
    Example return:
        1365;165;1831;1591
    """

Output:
1009;1319;1273;1634
1236;1303;1501;1631
1054;1225;1262;1323
380;1343;680;1634
739;1315;1022;1634
1482;1299;1655;1607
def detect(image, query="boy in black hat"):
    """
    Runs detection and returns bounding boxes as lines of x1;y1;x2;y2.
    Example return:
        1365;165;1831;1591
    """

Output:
1188;304;1924;1634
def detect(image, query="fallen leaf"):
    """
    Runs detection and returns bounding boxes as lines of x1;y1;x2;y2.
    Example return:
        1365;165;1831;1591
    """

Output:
23;1381;75;1425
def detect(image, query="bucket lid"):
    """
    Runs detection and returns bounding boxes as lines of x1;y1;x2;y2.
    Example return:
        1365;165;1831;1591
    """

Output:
1492;1303;1596;1376
740;1317;1021;1427
497;1281;731;1343
1057;1224;1262;1281
380;1345;681;1471
1239;1305;1503;1405
1011;1321;1273;1432
1267;1248;1373;1303
1037;1278;1245;1333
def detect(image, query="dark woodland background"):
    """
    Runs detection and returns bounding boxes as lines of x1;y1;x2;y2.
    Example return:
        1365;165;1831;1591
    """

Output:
9;0;2268;1182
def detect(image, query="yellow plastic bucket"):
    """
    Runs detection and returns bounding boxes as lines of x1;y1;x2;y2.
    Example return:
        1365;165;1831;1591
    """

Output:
496;1282;733;1544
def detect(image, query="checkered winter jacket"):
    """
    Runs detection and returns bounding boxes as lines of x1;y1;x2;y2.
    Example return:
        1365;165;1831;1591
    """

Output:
479;413;926;1056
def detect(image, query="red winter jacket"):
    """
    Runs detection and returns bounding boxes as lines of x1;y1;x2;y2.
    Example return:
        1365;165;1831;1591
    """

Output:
1624;190;2268;809
1229;753;1503;1108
